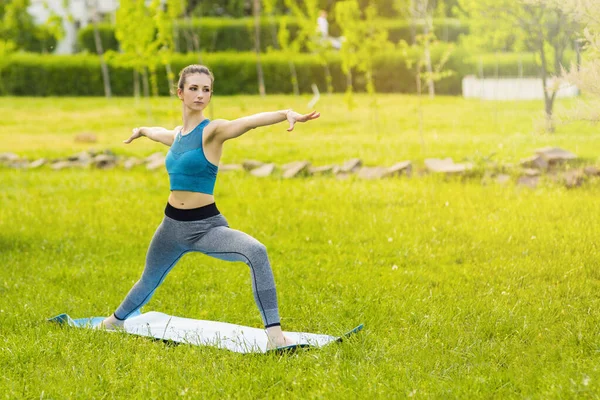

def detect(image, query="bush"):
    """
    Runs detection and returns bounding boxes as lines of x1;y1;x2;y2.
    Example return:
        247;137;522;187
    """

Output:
77;18;468;54
1;49;560;97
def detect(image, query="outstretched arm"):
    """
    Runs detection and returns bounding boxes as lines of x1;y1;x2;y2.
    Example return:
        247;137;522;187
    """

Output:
212;109;320;143
123;126;182;147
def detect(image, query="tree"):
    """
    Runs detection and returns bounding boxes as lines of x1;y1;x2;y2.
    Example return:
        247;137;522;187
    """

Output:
253;0;266;96
152;0;184;96
457;0;580;132
286;0;335;95
553;0;600;123
85;0;112;97
335;0;393;113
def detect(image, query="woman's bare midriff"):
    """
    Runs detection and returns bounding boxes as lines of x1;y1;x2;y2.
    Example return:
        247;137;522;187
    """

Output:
168;191;215;209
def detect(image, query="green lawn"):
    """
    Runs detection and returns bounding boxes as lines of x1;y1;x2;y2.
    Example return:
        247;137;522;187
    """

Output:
1;95;600;398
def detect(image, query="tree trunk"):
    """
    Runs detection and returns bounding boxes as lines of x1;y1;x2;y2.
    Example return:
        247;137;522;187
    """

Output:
289;60;299;96
422;6;435;98
539;37;555;132
165;63;175;97
91;3;111;98
253;0;266;96
409;0;417;45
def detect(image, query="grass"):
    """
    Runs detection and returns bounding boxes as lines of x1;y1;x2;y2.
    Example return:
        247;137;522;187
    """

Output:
1;94;600;398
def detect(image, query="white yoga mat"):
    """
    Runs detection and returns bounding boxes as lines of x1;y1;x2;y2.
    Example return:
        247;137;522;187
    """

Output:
49;311;363;354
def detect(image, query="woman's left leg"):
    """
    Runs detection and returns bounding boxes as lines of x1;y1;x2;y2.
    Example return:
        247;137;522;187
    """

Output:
190;218;281;329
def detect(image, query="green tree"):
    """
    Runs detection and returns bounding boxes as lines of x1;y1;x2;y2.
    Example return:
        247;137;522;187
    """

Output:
553;0;600;123
114;0;159;99
335;0;393;111
457;0;580;132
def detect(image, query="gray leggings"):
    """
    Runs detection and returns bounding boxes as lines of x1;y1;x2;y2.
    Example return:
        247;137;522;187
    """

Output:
113;212;281;327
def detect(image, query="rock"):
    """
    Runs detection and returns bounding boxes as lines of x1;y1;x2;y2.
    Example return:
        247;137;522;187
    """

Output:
564;170;584;188
517;175;539;188
384;161;412;177
250;163;275;177
93;154;117;169
282;161;310;178
0;153;19;163
146;157;165;171
339;158;362;173
8;160;29;169
357;166;387;179
51;161;82;170
535;147;577;164
68;151;92;165
242;160;264;171
145;152;165;164
520;154;548;170
522;168;540;177
74;132;97;143
219;164;243;172
28;158;47;169
335;172;352;180
123;157;143;170
309;165;335;175
496;174;511;184
424;158;471;173
584;166;600;177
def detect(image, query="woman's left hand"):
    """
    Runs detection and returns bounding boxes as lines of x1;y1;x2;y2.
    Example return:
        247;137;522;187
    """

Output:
286;110;320;132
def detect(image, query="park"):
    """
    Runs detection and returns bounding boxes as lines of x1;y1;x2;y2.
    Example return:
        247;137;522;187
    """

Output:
1;0;600;398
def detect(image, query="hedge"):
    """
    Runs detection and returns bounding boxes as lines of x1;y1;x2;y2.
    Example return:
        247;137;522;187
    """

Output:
77;18;469;54
0;49;560;97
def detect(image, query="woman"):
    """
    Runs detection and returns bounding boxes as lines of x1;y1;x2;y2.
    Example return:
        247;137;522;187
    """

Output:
100;65;320;350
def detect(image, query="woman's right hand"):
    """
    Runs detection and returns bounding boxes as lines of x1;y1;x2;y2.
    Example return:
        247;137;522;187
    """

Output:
123;127;144;144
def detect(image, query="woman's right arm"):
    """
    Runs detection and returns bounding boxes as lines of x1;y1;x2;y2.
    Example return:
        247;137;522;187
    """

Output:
123;126;181;147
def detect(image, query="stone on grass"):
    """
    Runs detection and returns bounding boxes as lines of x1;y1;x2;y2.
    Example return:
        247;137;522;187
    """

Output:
242;160;264;171
340;158;362;173
521;168;540;177
496;174;511;184
93;154;117;169
0;153;20;163
28;158;47;169
358;166;387;179
309;165;335;175
282;161;310;178
250;163;275;177
68;151;92;164
517;175;539;188
51;161;83;170
425;158;471;173
520;154;548;170
74;132;97;143
123;157;143;170
535;147;577;164
146;158;165;171
384;161;412;177
584;166;600;177
564;170;584;188
145;152;165;163
219;164;243;172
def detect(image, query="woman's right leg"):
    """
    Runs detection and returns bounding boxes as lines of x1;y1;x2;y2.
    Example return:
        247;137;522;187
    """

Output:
112;217;187;322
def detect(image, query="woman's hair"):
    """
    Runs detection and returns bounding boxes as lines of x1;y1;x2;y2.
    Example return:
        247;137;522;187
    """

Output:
177;65;214;91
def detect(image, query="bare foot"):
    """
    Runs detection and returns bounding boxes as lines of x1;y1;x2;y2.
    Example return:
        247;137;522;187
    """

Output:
96;314;125;331
266;335;295;350
265;325;295;350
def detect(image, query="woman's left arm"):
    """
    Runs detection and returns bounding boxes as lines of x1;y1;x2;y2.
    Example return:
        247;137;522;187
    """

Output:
211;109;320;143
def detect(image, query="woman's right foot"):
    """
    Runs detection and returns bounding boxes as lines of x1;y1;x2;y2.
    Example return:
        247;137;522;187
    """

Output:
97;314;125;330
265;325;295;350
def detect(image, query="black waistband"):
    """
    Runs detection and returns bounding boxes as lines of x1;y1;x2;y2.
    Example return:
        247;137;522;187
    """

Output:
165;202;220;221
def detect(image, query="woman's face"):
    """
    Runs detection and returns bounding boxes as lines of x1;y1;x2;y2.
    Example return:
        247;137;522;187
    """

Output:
178;73;212;111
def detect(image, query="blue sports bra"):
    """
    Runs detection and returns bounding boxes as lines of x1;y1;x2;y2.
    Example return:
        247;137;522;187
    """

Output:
165;119;218;195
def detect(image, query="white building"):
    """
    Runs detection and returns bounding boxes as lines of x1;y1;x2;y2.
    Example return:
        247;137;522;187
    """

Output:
28;0;119;54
